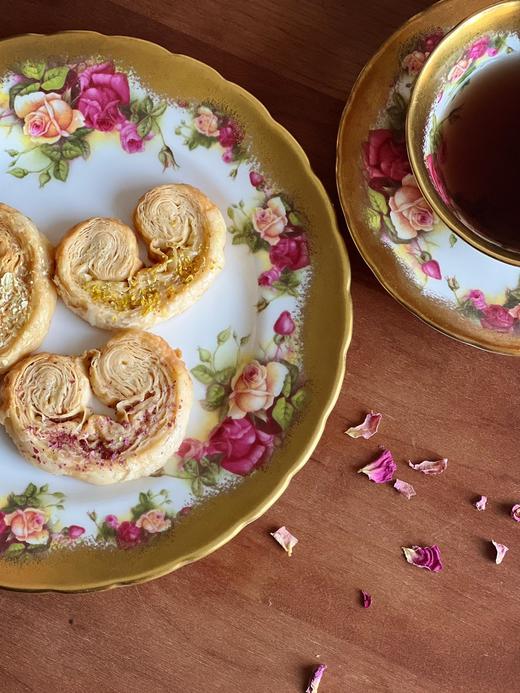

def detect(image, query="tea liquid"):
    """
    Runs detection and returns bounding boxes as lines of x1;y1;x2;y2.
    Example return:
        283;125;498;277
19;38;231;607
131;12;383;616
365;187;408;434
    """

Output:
438;54;520;251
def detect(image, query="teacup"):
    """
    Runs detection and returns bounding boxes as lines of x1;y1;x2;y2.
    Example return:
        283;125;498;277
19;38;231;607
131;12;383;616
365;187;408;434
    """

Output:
406;0;520;265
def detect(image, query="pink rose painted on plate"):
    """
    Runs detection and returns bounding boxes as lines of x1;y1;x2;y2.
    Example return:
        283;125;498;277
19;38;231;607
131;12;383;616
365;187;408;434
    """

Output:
206;417;274;476
388;174;435;240
364;129;410;186
228;359;287;418
14;92;84;143
135;509;171;534
269;235;310;271
193;105;220;137
252;197;288;246
77;61;129;131
480;305;515;333
4;508;49;545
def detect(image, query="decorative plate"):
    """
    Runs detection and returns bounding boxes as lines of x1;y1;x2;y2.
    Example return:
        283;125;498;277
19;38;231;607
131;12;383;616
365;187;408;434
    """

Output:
0;32;351;591
336;0;520;355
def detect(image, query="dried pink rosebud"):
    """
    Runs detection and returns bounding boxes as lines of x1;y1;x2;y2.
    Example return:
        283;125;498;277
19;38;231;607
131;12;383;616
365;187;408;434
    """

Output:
305;664;327;693
270;526;298;556
474;496;487;511
402;545;443;572
394;479;416;499
511;505;520;522
345;411;382;439
358;449;396;484
361;590;372;608
492;540;509;565
408;458;447;475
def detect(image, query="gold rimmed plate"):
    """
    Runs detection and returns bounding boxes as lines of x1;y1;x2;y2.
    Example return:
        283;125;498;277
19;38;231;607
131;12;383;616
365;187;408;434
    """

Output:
0;31;351;592
337;0;520;355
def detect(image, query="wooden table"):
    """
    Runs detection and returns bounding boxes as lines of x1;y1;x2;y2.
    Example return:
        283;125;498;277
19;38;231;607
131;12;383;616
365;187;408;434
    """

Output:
1;1;517;691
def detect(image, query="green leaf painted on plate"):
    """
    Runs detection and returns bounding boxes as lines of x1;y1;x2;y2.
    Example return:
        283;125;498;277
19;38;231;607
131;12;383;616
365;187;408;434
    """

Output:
61;140;83;160
282;372;292;398
198;347;212;363
17;81;41;97
53;159;69;182
20;61;46;81
291;388;307;410
137;116;152;138
8;168;28;178
449;233;458;247
4;543;25;555
280;359;299;388
191;364;215;384
142;95;154;114
72;127;93;138
206;383;226;408
366;208;381;232
191;477;204;497
41;66;69;91
272;397;294;431
217;327;231;345
368;188;388;215
151;100;167;117
39;170;51;188
40;143;62;162
215;366;235;385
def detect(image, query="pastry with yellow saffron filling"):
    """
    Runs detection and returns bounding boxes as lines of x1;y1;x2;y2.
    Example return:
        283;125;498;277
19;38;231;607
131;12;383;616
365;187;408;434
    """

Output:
0;203;56;374
54;183;226;329
0;329;192;485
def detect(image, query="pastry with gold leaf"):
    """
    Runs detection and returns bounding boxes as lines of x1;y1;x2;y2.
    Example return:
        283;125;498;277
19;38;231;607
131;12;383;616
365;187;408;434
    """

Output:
0;203;56;374
54;183;226;330
0;329;192;485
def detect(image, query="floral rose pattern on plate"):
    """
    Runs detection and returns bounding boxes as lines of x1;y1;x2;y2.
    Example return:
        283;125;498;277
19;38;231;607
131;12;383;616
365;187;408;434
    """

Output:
175;103;247;177
0;54;313;560
157;312;306;493
362;31;520;334
88;490;185;548
0;483;84;556
1;59;176;184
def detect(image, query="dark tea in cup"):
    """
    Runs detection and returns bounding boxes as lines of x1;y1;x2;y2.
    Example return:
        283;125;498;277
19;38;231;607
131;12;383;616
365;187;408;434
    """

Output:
437;54;520;252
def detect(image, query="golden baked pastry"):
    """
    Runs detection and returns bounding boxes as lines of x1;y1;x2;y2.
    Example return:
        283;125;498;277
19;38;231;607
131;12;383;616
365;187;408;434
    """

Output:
54;184;226;330
0;203;56;374
0;330;192;485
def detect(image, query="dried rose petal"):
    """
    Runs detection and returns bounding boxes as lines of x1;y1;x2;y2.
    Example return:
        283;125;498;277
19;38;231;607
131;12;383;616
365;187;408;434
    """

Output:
358;449;396;484
306;664;327;693
511;504;520;522
270;526;298;556
361;590;372;608
402;545;443;572
474;495;487;511
492;540;509;565
394;479;416;499
345;411;382;439
408;458;448;475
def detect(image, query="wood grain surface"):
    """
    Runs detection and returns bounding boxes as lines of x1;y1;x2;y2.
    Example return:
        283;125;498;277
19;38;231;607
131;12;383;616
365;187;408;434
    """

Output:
0;1;517;691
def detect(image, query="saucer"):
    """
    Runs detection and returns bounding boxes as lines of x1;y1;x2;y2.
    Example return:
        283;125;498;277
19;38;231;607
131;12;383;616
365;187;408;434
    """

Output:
337;0;520;355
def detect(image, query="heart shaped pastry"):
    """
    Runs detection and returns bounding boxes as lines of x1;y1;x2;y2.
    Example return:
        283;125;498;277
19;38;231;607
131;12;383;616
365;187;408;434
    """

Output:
0;329;192;485
0;203;56;374
54;183;226;330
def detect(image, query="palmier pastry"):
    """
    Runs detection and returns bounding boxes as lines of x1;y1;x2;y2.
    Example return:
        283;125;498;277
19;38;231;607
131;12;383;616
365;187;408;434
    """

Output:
0;329;192;485
0;203;56;374
54;184;226;330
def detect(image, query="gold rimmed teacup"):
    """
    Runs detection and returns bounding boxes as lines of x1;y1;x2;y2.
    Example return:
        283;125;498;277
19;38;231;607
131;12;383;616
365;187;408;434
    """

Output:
406;0;520;266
